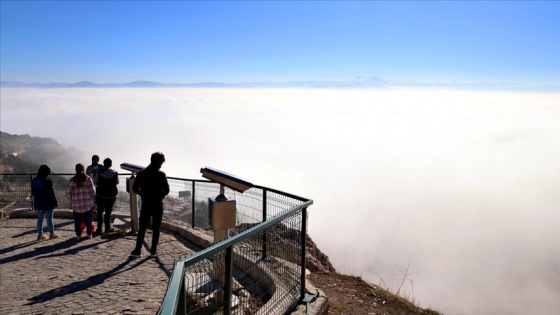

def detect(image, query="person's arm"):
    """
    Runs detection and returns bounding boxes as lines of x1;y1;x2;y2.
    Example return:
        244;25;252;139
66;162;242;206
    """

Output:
162;173;170;197
66;179;73;199
47;179;59;208
88;177;96;197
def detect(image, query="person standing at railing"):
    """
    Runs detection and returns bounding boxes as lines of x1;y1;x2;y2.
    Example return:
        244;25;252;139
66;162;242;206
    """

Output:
86;155;102;212
66;163;96;240
130;152;170;258
31;164;60;240
94;158;119;235
86;155;102;184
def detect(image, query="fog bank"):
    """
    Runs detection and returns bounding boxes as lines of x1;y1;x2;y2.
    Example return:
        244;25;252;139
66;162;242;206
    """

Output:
1;87;559;314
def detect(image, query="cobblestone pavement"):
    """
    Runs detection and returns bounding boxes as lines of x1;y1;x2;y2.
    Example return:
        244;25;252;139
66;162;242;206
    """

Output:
0;218;197;315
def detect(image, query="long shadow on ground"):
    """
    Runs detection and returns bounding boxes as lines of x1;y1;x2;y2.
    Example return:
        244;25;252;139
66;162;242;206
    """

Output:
27;256;151;305
0;237;118;265
0;240;40;256
32;238;114;260
0;238;77;265
11;220;75;238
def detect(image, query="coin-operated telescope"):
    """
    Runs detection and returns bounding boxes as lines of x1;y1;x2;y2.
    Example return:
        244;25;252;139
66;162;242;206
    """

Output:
120;162;145;233
120;162;144;173
200;166;253;243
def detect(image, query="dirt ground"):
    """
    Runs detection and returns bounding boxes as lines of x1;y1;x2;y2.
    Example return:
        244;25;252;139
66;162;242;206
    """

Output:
307;272;442;315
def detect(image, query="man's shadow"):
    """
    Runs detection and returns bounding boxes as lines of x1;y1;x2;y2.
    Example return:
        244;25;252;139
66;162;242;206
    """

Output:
0;237;119;265
33;238;114;259
0;238;78;265
27;256;151;305
11;220;75;238
0;240;40;256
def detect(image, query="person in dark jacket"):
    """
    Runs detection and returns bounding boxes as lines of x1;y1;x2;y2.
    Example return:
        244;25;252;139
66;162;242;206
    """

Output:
130;152;170;258
95;158;119;235
31;165;60;240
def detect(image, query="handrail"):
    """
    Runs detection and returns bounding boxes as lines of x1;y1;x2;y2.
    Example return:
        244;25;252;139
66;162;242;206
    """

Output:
158;201;312;315
2;173;310;202
160;262;187;314
181;200;311;266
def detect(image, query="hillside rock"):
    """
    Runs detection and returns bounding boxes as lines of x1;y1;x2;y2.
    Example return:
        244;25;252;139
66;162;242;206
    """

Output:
233;222;336;273
306;235;336;273
0;131;89;173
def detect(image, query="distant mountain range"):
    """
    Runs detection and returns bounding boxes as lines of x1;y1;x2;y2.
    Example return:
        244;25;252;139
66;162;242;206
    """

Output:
1;77;558;92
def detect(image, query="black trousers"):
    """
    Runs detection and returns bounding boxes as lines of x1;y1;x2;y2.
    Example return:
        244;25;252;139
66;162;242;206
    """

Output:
96;196;116;231
134;202;163;254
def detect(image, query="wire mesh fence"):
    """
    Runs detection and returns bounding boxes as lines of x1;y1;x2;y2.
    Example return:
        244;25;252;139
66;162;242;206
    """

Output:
0;173;132;213
161;205;309;315
1;173;312;314
1;174;307;230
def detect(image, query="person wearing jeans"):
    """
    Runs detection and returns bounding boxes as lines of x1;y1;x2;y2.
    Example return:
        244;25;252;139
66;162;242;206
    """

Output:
31;164;59;240
130;152;170;258
134;199;164;256
37;210;55;238
94;158;119;235
66;163;96;240
72;210;93;239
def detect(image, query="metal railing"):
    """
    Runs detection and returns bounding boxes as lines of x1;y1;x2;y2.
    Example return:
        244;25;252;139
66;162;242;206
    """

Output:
160;202;311;315
0;173;132;212
0;173;313;314
1;174;304;229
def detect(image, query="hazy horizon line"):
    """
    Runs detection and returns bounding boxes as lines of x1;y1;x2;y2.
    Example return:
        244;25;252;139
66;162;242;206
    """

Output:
2;76;559;93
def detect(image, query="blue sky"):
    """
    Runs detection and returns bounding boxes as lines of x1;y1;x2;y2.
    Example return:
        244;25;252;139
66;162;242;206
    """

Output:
1;1;559;85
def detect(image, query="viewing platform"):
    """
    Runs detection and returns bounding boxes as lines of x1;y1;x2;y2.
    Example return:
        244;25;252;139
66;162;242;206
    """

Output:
0;170;324;314
0;209;326;315
0;211;201;315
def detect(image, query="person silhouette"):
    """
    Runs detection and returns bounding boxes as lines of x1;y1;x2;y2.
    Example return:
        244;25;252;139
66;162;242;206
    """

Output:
130;152;170;258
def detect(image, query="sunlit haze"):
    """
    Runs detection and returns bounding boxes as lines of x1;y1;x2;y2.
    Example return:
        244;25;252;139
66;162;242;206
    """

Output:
1;87;559;314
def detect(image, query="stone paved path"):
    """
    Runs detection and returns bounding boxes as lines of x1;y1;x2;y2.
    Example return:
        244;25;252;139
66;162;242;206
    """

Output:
0;218;197;315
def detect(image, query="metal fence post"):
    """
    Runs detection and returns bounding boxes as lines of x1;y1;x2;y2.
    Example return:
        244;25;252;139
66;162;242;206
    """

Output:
191;181;196;228
178;267;186;315
262;188;268;260
224;246;234;315
300;207;308;300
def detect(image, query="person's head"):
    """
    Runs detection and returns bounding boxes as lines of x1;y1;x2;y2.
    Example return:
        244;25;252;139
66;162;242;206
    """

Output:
73;163;86;186
37;165;51;178
75;163;85;174
103;158;112;168
91;155;100;165
150;151;165;169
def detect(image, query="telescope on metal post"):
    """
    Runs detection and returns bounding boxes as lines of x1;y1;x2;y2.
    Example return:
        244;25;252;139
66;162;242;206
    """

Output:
216;183;228;202
200;166;253;243
120;163;145;234
200;166;253;307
